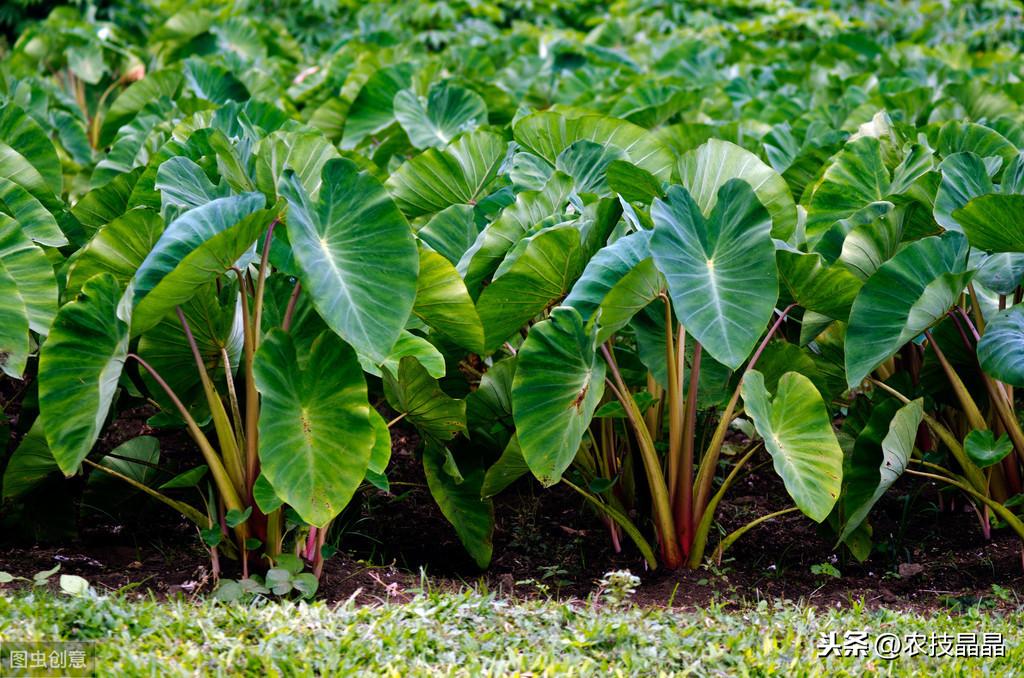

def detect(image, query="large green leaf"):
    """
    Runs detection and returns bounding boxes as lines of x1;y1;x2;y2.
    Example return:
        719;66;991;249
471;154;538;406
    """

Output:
71;167;143;238
155;156;230;222
417;204;480;264
513;111;673;181
1;419;57;501
564;229;652;323
953;194;1024;252
341;63;415;148
832;202;902;281
509;151;554;191
85;436;161;508
423;442;494;568
805;136;889;246
39;274;129;475
66;208;165;297
466;356;517;452
555;140;624;196
394;82;487;149
934;152;993;232
936;121;1017;166
564;229;664;341
845;232;973;388
651;179;778;369
254;129;340;201
741;370;843;522
677;139;797;240
255;329;373;527
458;172;573;294
386;130;508;218
777;248;862;320
280;158;418;365
606;159;665;204
480;435;530;498
183;58;249;104
476;225;589;353
964;430;1014;469
363;331;446;380
840;399;923;542
0;103;62;201
973;251;1024;295
367;408;391;476
0;214;57;334
128;193;268;335
0;176;66;247
413;248;484;354
511;307;606;486
978;306;1024;387
383;356;466;445
594;259;664;344
0;259;29;378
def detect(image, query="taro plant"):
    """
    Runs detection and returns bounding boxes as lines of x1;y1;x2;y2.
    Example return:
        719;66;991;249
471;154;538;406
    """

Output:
37;118;419;575
820;137;1024;556
509;139;847;569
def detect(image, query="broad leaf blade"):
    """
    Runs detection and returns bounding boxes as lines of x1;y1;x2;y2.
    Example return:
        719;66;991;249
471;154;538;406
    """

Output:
651;180;778;369
677;139;797;241
39;274;129;475
255;329;374;527
845;232;972;388
511;307;606;486
281;157;418;365
129;193;268;335
978;306;1024;387
741;370;843;522
840;399;923;542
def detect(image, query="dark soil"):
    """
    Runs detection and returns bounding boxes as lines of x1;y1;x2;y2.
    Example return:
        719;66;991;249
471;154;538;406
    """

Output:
2;403;1022;612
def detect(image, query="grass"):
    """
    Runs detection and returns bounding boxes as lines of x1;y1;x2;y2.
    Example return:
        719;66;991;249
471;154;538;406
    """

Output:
0;586;1021;676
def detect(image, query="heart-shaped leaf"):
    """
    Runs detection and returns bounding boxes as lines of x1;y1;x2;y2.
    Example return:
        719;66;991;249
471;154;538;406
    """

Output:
386;130;507;218
255;329;374;527
413;248;484;354
66;208;165;298
777;248;862;320
394;82;487;149
423;442;494;568
0;214;56;334
458;172;573;294
383;356;466;446
477;225;589;353
0;104;62;204
964;430;1015;468
741;370;843;522
840;399;923;542
0;176;66;247
513;111;673;181
953;193;1024;252
2;419;57;501
934;152;993;231
805;136;890;246
280;157;418;365
651;179;778;370
129;193;268;335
